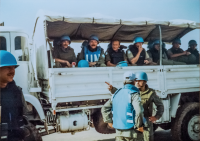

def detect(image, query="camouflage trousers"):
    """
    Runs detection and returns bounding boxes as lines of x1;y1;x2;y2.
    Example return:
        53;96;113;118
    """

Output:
171;54;196;64
143;122;154;141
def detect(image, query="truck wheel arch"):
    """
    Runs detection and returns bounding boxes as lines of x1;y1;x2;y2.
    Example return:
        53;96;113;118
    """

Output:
24;94;46;121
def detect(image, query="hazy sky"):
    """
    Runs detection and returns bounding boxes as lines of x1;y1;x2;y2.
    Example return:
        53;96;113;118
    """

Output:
0;0;199;54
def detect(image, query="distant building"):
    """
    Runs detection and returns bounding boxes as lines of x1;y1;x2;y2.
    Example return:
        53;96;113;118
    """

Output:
0;22;4;26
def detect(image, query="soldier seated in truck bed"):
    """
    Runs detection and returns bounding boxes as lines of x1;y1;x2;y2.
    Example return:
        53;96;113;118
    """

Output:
53;35;77;68
147;39;186;65
167;38;196;64
105;40;127;67
126;37;153;66
77;35;106;67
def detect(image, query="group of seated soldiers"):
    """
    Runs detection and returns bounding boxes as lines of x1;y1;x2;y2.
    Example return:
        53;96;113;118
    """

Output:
53;35;199;68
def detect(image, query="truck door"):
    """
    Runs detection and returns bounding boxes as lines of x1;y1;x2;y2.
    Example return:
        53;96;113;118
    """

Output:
10;32;29;94
0;33;10;52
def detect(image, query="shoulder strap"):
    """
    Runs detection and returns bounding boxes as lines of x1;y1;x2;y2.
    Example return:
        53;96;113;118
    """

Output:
112;88;122;100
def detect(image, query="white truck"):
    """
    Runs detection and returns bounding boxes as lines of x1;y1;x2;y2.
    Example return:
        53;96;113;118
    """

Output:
0;11;199;141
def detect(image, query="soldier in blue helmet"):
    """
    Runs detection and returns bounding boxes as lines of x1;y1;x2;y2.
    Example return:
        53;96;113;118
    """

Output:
0;51;40;141
167;38;196;64
105;39;127;66
102;72;145;141
54;35;77;68
147;39;186;65
135;71;164;141
77;35;106;67
187;40;199;64
106;71;164;141
126;37;152;66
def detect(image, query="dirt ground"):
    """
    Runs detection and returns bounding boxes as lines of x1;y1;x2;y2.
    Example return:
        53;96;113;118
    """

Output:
42;127;172;141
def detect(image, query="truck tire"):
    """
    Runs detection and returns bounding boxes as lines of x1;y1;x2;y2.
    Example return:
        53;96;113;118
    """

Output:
153;123;158;131
171;102;200;141
93;110;116;134
159;123;171;130
24;122;42;141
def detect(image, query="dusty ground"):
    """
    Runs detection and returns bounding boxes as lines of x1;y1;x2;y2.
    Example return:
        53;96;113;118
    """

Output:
42;127;172;141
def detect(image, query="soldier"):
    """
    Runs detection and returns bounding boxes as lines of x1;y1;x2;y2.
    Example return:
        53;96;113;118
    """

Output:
126;37;152;66
187;40;199;64
106;71;164;141
135;71;164;141
0;51;35;141
167;38;196;64
54;35;77;68
102;72;145;141
105;40;127;66
78;35;106;67
147;39;186;65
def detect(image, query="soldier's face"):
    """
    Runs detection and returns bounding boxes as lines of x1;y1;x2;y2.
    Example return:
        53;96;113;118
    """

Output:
0;66;15;88
61;41;70;48
135;42;143;48
89;40;98;49
112;41;120;51
190;44;197;50
173;43;180;49
135;80;146;88
154;44;160;50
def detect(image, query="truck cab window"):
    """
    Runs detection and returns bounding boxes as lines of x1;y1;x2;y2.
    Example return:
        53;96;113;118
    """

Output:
15;36;28;61
0;36;6;50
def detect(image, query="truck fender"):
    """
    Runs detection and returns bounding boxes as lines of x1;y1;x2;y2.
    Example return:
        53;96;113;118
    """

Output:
24;94;46;121
170;93;181;118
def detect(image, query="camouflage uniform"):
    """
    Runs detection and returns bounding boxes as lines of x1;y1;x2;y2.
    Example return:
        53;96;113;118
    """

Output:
167;47;196;64
53;46;77;67
101;91;144;141
126;48;152;66
110;85;164;141
147;50;186;65
105;50;127;65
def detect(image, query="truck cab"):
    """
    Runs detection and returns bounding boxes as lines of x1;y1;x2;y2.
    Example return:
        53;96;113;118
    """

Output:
0;27;29;93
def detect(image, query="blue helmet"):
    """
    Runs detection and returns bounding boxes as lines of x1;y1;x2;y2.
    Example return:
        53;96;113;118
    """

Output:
89;35;99;43
133;37;144;44
188;40;197;46
60;35;71;44
78;60;89;67
135;71;148;81
116;61;128;67
172;38;181;45
0;50;19;68
147;40;154;49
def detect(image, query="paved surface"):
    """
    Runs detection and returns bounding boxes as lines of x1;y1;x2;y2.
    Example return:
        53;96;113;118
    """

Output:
42;127;172;141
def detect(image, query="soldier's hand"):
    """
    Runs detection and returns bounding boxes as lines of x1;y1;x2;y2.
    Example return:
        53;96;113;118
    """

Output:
65;61;70;66
89;62;97;67
149;116;157;123
105;82;113;91
107;123;114;129
186;52;191;55
137;127;144;132
183;51;187;55
138;46;143;53
144;60;150;64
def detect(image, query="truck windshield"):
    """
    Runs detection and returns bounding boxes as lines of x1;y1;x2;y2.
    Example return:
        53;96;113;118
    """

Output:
15;36;28;61
0;36;6;50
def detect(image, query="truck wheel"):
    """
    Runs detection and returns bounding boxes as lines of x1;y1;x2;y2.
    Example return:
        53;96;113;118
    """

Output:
159;123;171;130
24;122;43;141
171;102;200;141
153;123;158;131
93;110;116;134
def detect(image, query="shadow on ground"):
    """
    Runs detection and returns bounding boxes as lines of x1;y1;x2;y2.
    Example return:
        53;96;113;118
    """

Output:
96;130;172;141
